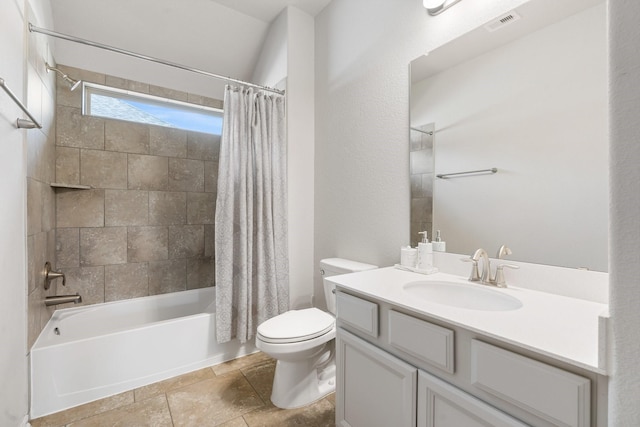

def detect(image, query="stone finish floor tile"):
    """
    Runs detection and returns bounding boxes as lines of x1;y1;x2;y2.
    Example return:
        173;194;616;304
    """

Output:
242;397;336;427
134;367;216;402
30;391;134;427
68;395;172;427
166;370;265;426
213;351;273;376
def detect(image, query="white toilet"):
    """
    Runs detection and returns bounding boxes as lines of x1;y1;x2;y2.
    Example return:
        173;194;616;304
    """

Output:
255;258;377;409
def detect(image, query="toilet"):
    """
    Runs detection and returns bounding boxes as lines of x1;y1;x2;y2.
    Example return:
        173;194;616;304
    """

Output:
255;258;377;409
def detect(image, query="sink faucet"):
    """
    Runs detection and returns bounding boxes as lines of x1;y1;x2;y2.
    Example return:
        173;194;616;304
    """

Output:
461;246;519;287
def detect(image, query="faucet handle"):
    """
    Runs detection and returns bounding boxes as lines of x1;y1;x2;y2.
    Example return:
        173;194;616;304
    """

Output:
460;258;481;282
497;245;512;259
494;263;519;287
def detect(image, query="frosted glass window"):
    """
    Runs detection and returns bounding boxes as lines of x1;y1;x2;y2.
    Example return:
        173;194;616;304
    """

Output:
82;82;223;135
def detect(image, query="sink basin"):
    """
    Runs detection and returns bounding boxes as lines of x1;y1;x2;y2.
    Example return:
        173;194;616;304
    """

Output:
402;280;523;311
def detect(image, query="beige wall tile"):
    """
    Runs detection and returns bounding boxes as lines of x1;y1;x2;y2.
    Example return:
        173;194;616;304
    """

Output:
187;132;218;161
56;146;80;185
149;126;187;158
168;225;204;259
56;105;105;150
80;227;127;266
42;185;56;231
105;190;149;226
187;192;215;225
148;259;187;295
58;266;105;306
148;191;186;225
27;178;42;236
56;189;105;228
204;224;215;258
204;161;218;193
105;120;150;154
128;226;168;262
105;75;149;93
80;149;128;189
187;93;224;109
149;85;188;102
168;158;204;192
56;227;79;268
186;256;214;289
128;154;168;190
105;263;148;301
27;285;44;350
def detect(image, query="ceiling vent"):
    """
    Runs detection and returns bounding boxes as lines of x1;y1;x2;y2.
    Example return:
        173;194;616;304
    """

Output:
484;11;521;32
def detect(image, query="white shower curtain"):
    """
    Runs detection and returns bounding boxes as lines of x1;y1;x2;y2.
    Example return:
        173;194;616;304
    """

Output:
215;85;289;344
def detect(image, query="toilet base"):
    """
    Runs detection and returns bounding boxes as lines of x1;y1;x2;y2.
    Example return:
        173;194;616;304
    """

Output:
269;343;336;409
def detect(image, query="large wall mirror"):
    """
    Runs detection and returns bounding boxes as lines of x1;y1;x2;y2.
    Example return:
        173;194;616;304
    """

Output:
410;0;608;271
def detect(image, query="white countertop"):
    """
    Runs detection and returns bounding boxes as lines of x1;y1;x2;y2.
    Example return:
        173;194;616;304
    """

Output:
328;267;608;375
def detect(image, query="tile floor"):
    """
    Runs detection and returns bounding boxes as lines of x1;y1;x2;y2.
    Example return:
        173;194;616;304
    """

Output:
30;352;336;427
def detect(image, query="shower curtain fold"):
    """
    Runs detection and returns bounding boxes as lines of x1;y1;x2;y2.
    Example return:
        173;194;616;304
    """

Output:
215;85;289;344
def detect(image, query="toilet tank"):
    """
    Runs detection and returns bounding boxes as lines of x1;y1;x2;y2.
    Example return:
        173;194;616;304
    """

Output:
320;258;377;315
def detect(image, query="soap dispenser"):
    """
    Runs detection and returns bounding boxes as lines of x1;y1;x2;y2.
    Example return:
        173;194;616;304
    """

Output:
417;231;433;270
432;230;446;252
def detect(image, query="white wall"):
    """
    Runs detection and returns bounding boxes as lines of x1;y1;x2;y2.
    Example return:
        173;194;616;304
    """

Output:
314;0;529;300
0;1;29;425
1;0;55;424
411;4;608;271
315;0;639;424
608;0;640;424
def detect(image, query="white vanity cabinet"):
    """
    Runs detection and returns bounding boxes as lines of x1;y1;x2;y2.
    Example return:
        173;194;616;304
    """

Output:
335;290;601;427
336;329;416;427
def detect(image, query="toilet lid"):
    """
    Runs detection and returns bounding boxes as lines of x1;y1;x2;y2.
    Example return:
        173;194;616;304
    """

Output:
257;308;335;344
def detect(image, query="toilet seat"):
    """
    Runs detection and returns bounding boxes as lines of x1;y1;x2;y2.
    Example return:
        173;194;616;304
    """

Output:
257;308;335;344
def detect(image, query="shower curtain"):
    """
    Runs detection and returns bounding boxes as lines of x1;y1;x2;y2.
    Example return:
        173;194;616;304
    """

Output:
215;85;289;344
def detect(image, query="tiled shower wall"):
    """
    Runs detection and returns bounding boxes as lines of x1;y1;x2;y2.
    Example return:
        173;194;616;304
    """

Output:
26;14;57;349
409;123;434;247
54;65;222;306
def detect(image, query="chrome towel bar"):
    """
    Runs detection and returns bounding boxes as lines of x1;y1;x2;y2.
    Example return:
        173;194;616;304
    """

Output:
436;168;498;179
0;77;42;129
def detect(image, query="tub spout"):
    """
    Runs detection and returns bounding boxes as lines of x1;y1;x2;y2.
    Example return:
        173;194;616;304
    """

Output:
45;294;82;307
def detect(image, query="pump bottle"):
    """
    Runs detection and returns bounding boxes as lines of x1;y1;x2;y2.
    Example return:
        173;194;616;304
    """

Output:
417;231;433;270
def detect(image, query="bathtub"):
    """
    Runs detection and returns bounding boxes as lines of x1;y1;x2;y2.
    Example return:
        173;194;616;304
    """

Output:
30;287;256;418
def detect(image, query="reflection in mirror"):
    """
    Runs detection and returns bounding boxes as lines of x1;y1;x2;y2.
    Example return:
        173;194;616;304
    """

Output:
410;0;608;271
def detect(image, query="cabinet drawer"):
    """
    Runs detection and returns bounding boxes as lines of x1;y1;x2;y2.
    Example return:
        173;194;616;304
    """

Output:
388;310;454;373
471;340;590;427
336;291;378;337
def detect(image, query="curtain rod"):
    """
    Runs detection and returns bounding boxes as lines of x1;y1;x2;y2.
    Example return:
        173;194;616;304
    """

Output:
29;24;285;96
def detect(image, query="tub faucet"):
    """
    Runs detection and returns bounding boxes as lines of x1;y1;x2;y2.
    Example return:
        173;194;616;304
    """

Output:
45;294;82;306
44;261;65;290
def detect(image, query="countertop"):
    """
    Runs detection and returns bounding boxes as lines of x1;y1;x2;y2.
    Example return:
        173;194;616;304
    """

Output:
328;267;608;375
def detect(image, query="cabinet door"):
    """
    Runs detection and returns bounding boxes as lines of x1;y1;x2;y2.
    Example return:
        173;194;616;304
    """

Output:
418;371;528;427
336;328;417;427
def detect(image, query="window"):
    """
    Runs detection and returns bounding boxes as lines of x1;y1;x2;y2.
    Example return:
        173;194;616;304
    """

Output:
82;82;223;135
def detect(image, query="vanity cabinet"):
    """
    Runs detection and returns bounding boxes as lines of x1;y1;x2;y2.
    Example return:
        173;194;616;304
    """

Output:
336;329;416;427
335;290;599;427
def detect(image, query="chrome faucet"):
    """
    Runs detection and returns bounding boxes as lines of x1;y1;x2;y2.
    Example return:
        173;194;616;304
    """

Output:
461;246;519;287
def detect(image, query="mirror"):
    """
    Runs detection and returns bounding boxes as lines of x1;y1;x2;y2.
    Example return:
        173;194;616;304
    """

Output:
410;0;608;271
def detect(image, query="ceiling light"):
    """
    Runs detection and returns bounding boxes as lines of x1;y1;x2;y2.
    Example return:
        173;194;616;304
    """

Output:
423;0;463;16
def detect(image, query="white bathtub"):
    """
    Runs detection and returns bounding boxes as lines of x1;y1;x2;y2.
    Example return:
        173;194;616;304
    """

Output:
30;287;256;418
